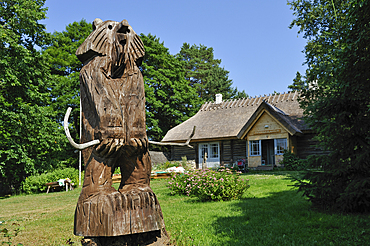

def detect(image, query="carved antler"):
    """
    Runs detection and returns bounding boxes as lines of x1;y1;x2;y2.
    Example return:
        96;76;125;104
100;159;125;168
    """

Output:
148;126;196;149
64;107;100;150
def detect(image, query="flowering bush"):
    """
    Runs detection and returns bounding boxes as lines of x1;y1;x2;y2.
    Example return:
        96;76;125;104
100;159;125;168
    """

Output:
167;167;250;201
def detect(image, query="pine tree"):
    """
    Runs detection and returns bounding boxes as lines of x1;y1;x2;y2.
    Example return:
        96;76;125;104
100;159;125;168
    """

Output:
289;0;370;212
140;34;202;144
178;43;247;102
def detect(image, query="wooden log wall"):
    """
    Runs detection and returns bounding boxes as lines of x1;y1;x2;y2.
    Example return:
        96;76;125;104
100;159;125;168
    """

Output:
220;139;247;165
170;140;247;166
171;144;197;161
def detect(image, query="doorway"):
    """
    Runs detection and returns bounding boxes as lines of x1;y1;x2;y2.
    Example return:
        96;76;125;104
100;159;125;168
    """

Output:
261;139;275;165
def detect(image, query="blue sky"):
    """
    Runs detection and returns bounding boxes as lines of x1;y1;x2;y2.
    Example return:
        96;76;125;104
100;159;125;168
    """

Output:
41;0;307;97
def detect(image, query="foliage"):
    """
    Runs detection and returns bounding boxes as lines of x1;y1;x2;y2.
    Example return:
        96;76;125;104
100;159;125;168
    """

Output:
0;0;64;194
140;34;202;143
42;20;92;169
178;43;247;102
288;71;307;91
280;150;307;171
152;161;179;171
167;167;250;201
113;167;121;174
22;168;81;194
0;223;23;246
288;0;370;212
153;156;193;171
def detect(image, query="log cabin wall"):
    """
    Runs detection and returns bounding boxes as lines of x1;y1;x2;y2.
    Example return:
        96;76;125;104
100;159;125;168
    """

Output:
169;139;247;167
163;132;325;167
171;144;197;161
224;139;247;164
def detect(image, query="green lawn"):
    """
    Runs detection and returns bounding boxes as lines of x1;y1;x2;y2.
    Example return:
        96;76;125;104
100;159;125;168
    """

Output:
1;171;370;245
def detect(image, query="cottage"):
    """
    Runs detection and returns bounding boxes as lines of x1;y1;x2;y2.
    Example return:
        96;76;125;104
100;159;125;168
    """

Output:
161;91;321;170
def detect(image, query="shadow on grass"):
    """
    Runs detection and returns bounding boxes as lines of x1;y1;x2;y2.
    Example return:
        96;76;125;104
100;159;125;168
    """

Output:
210;189;370;246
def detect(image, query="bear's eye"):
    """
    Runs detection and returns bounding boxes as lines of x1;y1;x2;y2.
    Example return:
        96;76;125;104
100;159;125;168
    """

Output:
108;25;113;30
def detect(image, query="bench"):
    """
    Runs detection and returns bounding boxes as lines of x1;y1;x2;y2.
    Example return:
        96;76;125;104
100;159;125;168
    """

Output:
45;179;74;193
112;174;121;184
151;172;171;179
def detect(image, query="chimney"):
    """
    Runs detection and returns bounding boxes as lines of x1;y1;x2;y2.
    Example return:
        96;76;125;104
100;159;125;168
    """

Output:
215;94;222;104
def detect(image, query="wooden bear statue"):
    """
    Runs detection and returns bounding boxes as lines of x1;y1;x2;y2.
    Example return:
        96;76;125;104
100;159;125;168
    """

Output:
72;18;165;238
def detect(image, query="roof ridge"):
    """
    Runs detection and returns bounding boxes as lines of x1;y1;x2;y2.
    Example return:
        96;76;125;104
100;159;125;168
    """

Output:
200;91;297;111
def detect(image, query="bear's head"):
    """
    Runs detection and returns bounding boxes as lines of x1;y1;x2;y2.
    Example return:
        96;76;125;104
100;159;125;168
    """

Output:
76;18;145;78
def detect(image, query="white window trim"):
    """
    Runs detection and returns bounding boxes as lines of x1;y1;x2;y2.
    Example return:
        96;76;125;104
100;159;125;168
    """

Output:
209;143;219;159
249;140;261;156
274;138;288;155
199;142;220;160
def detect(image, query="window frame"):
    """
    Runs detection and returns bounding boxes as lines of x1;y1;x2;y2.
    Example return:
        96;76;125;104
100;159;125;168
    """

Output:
209;143;219;158
199;142;219;159
275;138;288;155
249;140;261;156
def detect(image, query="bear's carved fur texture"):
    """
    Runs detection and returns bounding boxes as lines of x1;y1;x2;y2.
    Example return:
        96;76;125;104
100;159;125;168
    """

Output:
74;19;165;238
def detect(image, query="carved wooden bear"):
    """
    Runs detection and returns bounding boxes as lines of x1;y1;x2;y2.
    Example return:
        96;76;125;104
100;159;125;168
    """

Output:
73;18;165;237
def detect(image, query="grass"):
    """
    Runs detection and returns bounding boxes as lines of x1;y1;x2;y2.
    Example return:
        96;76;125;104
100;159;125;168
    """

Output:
1;171;370;245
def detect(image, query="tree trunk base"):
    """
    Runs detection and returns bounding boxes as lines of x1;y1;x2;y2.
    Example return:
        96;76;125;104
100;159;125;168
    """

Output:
81;229;173;246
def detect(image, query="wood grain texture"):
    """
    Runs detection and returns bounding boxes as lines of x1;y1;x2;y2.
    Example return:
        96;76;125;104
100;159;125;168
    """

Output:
74;19;165;238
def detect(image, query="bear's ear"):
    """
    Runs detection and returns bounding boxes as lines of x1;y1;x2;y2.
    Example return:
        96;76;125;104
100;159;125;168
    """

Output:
92;18;103;31
76;19;110;63
130;33;145;67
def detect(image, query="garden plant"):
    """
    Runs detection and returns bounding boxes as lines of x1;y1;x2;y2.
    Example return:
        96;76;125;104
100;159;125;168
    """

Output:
167;167;250;201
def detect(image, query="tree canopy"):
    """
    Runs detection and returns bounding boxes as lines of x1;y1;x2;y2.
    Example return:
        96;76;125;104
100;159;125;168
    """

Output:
0;3;249;193
43;19;93;169
288;71;306;91
178;43;247;102
288;0;370;212
0;0;64;193
140;34;202;144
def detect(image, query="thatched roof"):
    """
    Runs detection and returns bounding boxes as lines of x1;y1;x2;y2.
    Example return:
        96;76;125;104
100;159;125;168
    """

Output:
161;91;308;143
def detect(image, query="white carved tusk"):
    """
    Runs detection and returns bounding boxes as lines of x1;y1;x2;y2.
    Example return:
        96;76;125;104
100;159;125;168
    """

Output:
148;126;196;149
64;107;100;150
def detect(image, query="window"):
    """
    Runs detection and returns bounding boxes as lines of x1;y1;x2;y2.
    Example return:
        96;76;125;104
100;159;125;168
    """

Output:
275;138;287;155
199;142;219;159
250;140;260;156
200;144;208;159
210;143;219;158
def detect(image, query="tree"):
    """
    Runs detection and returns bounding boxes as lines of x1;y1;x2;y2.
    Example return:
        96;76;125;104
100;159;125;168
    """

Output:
288;71;307;91
43;20;92;169
140;34;202;144
288;0;370;212
0;0;63;194
178;43;247;102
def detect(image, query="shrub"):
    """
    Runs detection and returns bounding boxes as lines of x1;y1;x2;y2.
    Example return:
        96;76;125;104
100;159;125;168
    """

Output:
280;150;307;171
22;168;82;194
167;167;250;201
153;161;180;171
